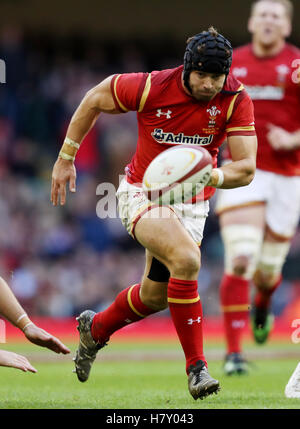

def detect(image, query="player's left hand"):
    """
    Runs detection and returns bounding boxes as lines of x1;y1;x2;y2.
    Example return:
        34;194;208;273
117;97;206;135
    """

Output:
0;349;37;373
51;157;77;206
24;324;71;354
267;124;297;151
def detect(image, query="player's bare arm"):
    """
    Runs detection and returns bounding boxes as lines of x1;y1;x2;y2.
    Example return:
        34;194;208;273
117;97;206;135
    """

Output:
51;75;120;206
0;276;70;354
267;124;300;151
208;135;257;189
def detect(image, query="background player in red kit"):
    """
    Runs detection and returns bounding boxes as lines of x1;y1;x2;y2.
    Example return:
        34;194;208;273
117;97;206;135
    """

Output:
215;0;300;375
51;27;257;400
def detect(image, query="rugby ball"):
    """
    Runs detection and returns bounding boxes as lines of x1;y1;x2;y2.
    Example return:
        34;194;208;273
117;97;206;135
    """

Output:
142;145;213;205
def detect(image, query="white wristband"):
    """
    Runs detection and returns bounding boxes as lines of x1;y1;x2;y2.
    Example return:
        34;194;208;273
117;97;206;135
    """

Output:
22;322;34;332
214;168;224;188
16;313;27;325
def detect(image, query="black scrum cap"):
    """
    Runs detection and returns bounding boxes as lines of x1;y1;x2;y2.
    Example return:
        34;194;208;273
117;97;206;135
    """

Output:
183;28;233;92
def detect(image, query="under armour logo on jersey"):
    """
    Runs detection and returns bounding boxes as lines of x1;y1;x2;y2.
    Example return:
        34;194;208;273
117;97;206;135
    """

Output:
187;317;202;325
156;109;172;119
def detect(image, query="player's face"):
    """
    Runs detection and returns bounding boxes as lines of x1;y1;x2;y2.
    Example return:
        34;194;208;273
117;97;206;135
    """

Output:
248;1;291;46
188;71;226;101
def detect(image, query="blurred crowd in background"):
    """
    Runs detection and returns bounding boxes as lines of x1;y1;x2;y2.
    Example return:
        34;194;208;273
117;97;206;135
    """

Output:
0;26;299;318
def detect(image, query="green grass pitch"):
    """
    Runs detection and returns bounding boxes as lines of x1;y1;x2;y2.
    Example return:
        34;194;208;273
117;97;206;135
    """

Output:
0;339;299;409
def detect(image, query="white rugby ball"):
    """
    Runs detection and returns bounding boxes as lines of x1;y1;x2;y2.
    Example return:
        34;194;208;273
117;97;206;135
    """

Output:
142;145;213;205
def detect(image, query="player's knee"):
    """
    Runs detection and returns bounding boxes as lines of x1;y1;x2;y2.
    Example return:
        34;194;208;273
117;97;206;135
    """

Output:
221;224;263;280
253;269;278;291
232;255;252;277
169;244;201;278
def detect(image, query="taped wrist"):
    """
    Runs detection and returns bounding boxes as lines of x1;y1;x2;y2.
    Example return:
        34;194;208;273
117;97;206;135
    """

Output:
208;168;224;188
59;137;80;162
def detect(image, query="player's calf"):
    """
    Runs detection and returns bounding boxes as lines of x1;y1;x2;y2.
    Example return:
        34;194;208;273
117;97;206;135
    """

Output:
251;306;274;344
140;278;168;311
251;240;290;344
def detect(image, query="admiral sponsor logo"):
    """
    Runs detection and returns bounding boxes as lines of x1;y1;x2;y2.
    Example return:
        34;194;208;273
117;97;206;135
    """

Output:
151;128;214;146
244;84;284;100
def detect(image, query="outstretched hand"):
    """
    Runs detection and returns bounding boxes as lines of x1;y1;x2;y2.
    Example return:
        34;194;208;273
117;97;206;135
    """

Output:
24;324;70;355
0;349;37;373
51;157;77;206
267;124;296;151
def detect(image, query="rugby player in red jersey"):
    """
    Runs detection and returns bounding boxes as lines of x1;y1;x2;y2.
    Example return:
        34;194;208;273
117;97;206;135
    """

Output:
0;276;70;372
51;27;257;399
215;0;300;375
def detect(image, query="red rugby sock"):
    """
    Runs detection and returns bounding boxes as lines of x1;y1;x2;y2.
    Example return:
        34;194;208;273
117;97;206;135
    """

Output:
220;274;250;354
168;277;206;373
254;276;282;309
91;283;157;343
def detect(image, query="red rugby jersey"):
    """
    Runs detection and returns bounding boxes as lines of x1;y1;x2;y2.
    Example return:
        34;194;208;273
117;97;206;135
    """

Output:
111;65;256;200
231;43;300;176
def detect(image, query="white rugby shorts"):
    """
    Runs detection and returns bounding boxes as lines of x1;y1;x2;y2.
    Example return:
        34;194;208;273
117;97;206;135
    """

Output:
215;168;300;238
116;178;209;246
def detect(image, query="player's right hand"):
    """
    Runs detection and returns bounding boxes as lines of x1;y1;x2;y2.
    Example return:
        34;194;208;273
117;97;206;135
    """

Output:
51;157;77;206
0;349;37;373
24;324;71;355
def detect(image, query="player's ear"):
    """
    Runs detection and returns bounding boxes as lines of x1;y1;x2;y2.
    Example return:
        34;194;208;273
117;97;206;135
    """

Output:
282;18;292;38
